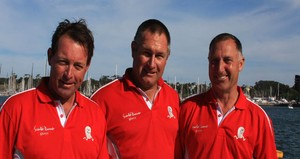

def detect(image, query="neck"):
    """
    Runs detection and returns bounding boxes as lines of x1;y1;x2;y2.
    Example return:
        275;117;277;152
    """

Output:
143;85;158;102
213;87;239;114
61;95;76;117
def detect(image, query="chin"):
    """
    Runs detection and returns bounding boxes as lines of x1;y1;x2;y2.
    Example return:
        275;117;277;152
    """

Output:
213;84;227;90
57;89;75;98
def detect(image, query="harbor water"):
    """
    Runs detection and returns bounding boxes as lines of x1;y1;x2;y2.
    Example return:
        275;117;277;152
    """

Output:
0;96;299;158
262;106;300;158
0;96;9;106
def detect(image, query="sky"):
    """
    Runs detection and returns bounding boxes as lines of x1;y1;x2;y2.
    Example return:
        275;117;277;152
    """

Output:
0;0;299;87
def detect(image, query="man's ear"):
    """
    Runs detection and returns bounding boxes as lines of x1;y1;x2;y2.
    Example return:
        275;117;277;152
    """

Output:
239;57;245;72
47;48;53;65
131;41;137;58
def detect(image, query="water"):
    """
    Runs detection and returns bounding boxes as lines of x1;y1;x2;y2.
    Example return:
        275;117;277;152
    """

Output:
0;96;9;105
262;106;300;159
0;96;299;158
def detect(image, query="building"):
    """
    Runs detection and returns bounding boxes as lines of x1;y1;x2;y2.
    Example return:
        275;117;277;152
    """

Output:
294;75;300;92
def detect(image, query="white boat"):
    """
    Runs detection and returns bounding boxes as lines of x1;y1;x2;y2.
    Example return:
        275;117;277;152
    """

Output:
288;104;294;109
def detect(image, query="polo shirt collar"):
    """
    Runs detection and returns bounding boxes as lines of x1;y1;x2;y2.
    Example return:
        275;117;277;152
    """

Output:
234;86;247;110
207;86;247;110
36;77;84;107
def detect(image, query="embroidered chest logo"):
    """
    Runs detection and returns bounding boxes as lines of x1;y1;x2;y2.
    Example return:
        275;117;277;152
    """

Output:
167;106;176;119
234;127;246;141
34;125;55;136
83;126;94;141
122;111;141;121
192;124;208;133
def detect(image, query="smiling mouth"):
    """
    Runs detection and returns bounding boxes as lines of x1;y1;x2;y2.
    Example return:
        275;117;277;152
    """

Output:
143;69;156;76
215;74;228;81
147;71;156;75
60;80;75;88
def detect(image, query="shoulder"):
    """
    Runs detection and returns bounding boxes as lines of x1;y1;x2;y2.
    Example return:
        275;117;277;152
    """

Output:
180;93;203;114
77;93;106;117
181;92;208;107
91;79;120;98
2;88;36;106
245;99;267;114
243;98;273;124
78;92;98;106
0;88;36;112
236;89;270;118
161;81;179;96
162;81;176;90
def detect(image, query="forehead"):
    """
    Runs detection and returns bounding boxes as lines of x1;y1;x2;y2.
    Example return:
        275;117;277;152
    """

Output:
140;31;168;49
56;36;88;59
209;39;238;57
141;30;167;40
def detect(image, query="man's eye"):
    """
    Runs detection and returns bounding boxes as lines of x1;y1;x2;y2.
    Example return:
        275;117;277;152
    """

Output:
58;60;68;65
75;64;84;70
224;58;232;63
156;54;164;59
142;51;152;57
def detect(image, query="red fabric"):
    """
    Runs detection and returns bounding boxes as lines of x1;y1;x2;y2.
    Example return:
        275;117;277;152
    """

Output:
178;87;277;159
0;77;109;159
91;68;180;159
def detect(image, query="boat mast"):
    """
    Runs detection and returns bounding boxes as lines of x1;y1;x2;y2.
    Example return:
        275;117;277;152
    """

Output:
277;82;280;99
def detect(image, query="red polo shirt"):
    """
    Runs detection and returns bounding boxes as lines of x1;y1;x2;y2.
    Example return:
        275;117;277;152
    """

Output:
179;87;277;159
91;68;180;159
0;77;109;159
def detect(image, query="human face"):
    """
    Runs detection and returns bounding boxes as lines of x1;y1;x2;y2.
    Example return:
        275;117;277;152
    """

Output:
48;35;89;102
208;39;244;93
131;31;169;91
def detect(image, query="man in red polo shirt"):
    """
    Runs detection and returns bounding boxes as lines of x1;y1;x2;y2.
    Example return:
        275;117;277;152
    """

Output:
178;33;277;158
0;19;109;159
91;19;180;159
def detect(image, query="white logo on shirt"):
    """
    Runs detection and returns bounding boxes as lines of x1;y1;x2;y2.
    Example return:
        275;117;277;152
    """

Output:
192;124;208;133
122;111;141;121
167;106;176;119
83;126;94;141
234;127;246;141
34;125;55;136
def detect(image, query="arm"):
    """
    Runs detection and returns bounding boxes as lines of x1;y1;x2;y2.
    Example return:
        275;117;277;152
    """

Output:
96;108;111;159
176;102;189;159
0;102;16;159
253;114;277;159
